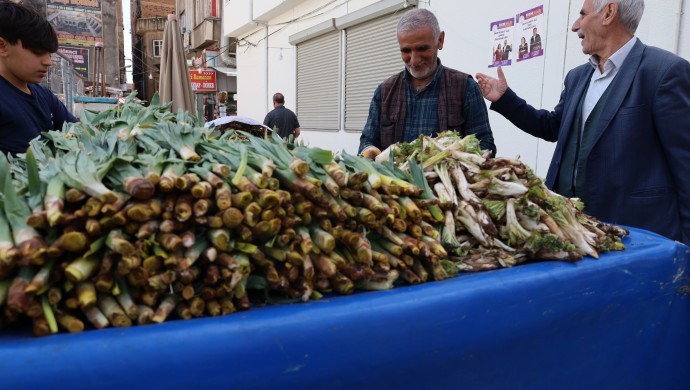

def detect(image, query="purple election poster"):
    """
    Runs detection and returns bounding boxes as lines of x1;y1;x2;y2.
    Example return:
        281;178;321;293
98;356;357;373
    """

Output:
516;5;545;62
488;18;515;68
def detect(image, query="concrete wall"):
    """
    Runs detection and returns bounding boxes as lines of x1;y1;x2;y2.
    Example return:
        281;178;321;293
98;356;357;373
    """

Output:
102;0;120;87
227;0;689;176
140;0;175;18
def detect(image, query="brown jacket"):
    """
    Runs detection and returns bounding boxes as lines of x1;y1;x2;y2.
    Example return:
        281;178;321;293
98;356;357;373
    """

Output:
378;65;468;150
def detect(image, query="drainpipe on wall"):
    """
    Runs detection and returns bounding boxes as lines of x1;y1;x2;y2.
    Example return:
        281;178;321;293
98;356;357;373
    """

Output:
673;0;684;54
266;24;270;114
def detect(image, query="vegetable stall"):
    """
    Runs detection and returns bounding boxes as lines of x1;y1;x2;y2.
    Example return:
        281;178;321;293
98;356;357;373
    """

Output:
0;96;688;388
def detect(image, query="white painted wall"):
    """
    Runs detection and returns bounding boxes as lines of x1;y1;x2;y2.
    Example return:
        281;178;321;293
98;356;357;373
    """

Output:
226;0;690;177
231;0;379;135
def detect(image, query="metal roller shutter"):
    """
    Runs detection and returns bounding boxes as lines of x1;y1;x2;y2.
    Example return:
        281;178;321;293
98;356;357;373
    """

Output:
296;31;340;131
344;10;408;132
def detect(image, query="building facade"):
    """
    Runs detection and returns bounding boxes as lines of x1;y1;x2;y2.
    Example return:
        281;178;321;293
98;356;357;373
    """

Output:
223;0;690;176
176;0;237;120
131;0;175;102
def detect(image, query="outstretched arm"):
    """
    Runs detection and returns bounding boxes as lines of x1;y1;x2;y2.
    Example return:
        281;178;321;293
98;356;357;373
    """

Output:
475;66;509;102
476;66;564;142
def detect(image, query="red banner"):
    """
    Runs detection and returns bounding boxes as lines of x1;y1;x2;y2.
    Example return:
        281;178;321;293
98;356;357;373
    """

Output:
189;69;217;92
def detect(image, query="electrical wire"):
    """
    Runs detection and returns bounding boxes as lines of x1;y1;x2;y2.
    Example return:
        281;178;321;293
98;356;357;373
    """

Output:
129;37;235;78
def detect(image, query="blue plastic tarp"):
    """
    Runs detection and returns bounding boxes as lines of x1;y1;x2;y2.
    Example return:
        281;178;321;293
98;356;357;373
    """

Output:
1;227;689;389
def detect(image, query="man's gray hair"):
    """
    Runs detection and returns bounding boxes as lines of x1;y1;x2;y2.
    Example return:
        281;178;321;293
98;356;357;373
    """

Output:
397;9;441;39
592;0;645;34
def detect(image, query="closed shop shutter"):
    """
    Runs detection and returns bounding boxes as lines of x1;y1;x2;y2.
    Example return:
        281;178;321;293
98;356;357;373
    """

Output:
296;30;340;131
344;10;408;132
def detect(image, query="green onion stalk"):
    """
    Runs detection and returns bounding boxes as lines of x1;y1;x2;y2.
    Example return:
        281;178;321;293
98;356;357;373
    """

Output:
356;269;399;291
76;281;97;309
105;229;136;256
341;152;417;191
44;175;66;227
25;260;54;295
65;254;101;282
175;172;201;192
134;149;169;185
53;231;90;253
106;159;156;200
189;165;224;189
40;296;59;334
6;267;35;314
158;162;186;192
408;159;444;222
174;193;194;222
1;153;48;264
56;150;118;204
214;182;233;210
23;147;49;228
147;270;176;291
98;294;132;327
145;122;201;161
322;161;348;187
0;208;19;267
64;187;87;204
57;312;85;333
177;237;209;270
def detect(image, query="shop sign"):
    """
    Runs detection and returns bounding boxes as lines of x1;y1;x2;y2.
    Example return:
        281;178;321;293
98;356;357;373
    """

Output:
189;69;217;92
55;46;90;79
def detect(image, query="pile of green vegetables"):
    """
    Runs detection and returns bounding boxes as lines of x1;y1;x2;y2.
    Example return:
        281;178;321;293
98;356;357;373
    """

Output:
380;132;628;271
0;95;454;336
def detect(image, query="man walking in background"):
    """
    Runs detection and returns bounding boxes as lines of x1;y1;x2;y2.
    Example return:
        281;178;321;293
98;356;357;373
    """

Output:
263;92;301;139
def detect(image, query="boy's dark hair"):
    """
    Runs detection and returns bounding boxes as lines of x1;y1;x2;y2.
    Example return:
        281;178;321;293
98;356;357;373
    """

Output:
0;1;58;53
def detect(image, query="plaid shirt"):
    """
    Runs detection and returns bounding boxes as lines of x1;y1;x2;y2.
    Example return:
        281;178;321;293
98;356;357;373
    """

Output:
358;63;495;155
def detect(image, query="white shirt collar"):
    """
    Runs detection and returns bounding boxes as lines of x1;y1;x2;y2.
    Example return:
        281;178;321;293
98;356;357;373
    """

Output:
588;36;637;75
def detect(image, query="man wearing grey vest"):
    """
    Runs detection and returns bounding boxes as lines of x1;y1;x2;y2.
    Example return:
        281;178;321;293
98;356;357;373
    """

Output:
476;0;690;245
358;9;496;159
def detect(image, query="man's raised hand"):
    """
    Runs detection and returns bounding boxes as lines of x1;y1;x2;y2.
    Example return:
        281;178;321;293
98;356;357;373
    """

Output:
475;66;508;103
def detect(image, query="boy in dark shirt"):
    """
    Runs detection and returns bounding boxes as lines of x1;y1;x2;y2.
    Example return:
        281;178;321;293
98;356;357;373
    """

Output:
0;1;77;155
